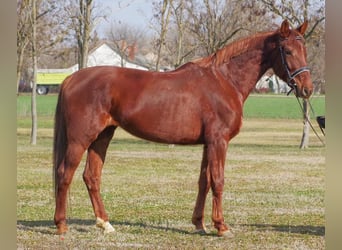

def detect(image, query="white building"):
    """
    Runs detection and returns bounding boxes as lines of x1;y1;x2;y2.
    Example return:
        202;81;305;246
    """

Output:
255;74;291;94
68;42;149;72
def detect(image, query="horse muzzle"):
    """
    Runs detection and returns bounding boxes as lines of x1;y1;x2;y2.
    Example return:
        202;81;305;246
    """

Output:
293;83;313;99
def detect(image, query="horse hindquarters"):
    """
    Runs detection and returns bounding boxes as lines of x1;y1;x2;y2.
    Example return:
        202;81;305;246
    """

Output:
53;105;116;234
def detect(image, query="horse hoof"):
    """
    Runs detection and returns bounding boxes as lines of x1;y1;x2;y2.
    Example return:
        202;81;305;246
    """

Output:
218;229;234;238
103;222;115;234
96;217;115;234
56;223;68;235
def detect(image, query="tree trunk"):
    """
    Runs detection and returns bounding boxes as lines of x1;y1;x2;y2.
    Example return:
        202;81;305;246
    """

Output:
299;99;310;149
155;0;172;71
30;0;37;145
17;40;28;95
172;1;184;68
78;0;92;69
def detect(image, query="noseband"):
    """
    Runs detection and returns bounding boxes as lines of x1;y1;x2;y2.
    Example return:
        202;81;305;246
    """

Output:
279;37;310;95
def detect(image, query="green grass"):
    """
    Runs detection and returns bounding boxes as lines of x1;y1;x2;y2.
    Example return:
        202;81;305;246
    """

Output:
243;94;325;119
17;94;58;117
17;94;57;129
17;93;325;249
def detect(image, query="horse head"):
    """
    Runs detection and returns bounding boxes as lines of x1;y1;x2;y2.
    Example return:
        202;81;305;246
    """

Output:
273;20;313;99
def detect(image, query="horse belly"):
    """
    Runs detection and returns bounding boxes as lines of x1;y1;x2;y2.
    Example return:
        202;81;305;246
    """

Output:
117;102;203;144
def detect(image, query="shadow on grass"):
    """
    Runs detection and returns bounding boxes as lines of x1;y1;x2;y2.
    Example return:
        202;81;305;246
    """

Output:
17;219;324;237
243;223;325;236
17;219;192;235
17;220;57;235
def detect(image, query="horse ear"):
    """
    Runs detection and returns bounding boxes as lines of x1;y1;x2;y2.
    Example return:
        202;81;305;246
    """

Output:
296;20;308;35
280;20;291;38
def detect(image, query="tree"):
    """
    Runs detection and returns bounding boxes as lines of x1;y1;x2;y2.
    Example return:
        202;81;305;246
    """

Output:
152;0;273;69
17;0;73;89
183;0;272;57
61;0;106;70
106;20;146;67
17;0;39;144
30;0;38;145
77;0;93;69
17;0;68;143
187;0;242;55
152;0;173;71
169;0;186;67
17;0;31;95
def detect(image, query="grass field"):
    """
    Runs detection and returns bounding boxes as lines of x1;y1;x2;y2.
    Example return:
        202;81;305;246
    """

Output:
17;94;325;249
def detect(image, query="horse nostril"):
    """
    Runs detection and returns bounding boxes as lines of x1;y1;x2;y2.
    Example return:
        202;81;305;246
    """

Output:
302;87;312;98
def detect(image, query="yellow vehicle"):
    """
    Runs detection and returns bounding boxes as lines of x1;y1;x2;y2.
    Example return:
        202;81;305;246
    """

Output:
36;70;72;95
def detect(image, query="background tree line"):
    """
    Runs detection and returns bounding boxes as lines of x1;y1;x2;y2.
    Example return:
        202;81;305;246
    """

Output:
18;0;325;92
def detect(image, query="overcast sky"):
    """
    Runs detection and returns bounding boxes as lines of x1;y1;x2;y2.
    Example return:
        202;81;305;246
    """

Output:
96;0;154;37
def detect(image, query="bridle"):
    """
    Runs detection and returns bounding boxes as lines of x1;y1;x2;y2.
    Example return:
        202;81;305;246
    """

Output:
278;37;310;95
278;36;325;146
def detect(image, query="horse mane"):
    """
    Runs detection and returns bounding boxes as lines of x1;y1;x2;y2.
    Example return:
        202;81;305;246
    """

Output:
192;31;276;68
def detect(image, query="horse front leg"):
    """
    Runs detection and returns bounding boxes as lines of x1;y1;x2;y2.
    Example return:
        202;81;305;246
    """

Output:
192;145;211;233
83;126;116;234
207;139;233;237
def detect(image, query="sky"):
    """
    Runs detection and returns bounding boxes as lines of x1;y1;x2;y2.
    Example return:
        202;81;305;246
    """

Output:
96;0;154;38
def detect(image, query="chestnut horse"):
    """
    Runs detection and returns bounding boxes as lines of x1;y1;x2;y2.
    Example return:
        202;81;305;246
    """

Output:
53;20;313;237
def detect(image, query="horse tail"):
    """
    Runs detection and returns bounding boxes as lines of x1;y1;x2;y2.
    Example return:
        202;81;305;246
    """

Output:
53;85;67;198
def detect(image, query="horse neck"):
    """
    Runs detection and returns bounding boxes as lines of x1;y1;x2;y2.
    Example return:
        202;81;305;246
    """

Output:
212;32;277;102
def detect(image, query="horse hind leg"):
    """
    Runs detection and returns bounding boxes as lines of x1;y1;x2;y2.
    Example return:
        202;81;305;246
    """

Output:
54;143;86;234
83;126;116;234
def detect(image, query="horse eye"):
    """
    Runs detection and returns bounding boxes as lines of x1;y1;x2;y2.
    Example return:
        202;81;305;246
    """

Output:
285;50;292;56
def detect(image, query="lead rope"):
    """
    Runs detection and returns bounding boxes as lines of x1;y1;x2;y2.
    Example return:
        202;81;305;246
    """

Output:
295;96;325;146
308;100;325;136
